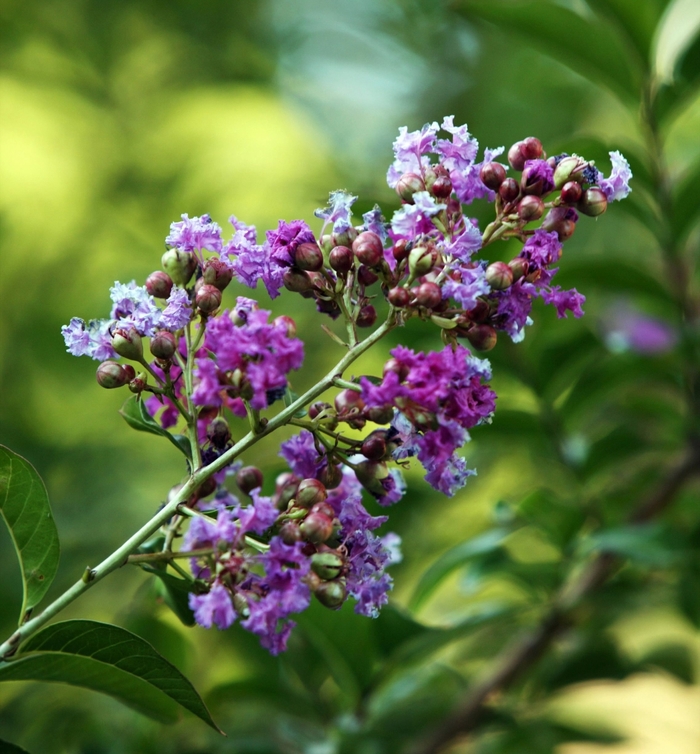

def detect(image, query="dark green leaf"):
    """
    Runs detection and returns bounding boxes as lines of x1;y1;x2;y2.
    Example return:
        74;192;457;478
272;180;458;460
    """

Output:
672;157;700;243
141;564;197;626
0;740;32;754
518;490;584;550
638;642;696;683
457;0;641;101
541;637;631;690
678;557;700;627
0;446;60;620
0;620;220;732
410;528;514;610
283;387;307;418
119;396;192;460
581;524;678;566
586;0;664;65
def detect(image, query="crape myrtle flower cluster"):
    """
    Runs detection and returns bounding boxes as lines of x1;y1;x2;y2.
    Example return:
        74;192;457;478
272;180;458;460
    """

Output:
61;116;631;653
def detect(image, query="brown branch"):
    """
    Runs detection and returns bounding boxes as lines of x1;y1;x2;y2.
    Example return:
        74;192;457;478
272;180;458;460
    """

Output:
411;449;700;754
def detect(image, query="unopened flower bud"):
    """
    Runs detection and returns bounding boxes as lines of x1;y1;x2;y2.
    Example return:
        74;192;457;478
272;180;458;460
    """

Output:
392;239;410;263
367;404;395;424
275;472;299;510
357;305;377;328
314;578;347;609
194;283;221;314
480;162;507;190
128;373;147;393
331;226;358;248
553;155;587;188
578;187;608;216
232;593;250;619
414;281;442;309
111;328;143;360
355;460;390;497
161;249;197;287
352;231;384;268
236;465;264;495
560;181;582;204
194;476;216;500
150;330;177;360
202;258;233;290
507;142;526;171
498;178;520;202
520;136;543;161
297;478;328;508
431;174;453;198
517;195;544;221
388;287;410;307
467;299;491;323
273;315;297;338
318;462;343;489
357;266;378;286
96;360;131;389
145;271;173;299
279;521;302;545
311;552;344;580
408;245;434;277
282;268;313;294
300;511;334;544
207;417;231;449
383;357;409;381
508;258;529;282
465;324;497;352
335;389;364;415
294;242;324;271
486;262;514;290
361;431;388;461
396;172;425;202
329;245;354;273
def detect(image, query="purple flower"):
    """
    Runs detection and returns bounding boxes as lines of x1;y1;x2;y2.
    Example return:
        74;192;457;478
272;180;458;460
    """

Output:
443;221;482;262
376;467;406;507
166;213;223;256
417;422;476;497
390;192;445;239
362;205;388;243
540;286;586;319
189;581;236;630
61;318;115;361
434;115;478;172
279;431;323;479
443;264;490;310
234;490;279;539
519;229;561;272
109;281;162;337
260;219;316;298
221;218;265;288
494;281;535;342
159;287;192;332
599;151;632;202
522;159;555;195
387;122;439;188
314;190;358;234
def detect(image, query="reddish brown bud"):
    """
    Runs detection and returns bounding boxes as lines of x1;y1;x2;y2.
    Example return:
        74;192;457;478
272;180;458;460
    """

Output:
195;476;217;500
145;271;173;299
297;478;328;508
357;266;378;286
485;262;514;291
480;162;507;190
273;315;297;338
367;404;395;424
353;232;384;267
318;462;343;489
279;521;302;545
499;178;520;202
467;299;490;323
361;431;388;461
128;373;147;394
294;242;324;271
329;245;354;273
335;389;364;414
283;268;313;293
300;511;334;544
508;258;529;282
520;136;543;161
207;417;231;449
150;330;177;360
195;284;222;314
560;181;582;204
202;258;233;290
275;472;299;510
507;142;526;171
236;466;264;495
517;195;544;221
96;361;131;389
431;174;453;198
331;226;358;248
388;287;410;307
392;239;410;263
465;324;497;352
414;281;442;309
357;305;377;328
578;187;608;217
396;172;425;202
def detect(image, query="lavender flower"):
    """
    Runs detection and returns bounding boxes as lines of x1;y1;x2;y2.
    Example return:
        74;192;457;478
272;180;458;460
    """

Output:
314;190;358;234
166;213;223;257
598;151;632;201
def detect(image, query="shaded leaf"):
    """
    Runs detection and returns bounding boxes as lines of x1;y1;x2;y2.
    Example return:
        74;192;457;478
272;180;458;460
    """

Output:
638;642;696;683
652;0;700;86
283;387;307;418
0;740;32;754
0;620;220;732
587;0;665;65
519;490;584;550
581;524;678;566
540;637;631;690
119;396;191;460
141;564;198;626
0;446;60;620
672;156;700;243
677;557;700;627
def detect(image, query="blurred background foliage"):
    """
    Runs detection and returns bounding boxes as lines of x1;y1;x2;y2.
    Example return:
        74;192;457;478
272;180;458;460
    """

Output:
1;0;700;752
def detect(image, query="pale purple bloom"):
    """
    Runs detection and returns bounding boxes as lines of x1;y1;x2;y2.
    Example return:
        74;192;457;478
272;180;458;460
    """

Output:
61;318;115;361
279;431;322;479
599;151;632;201
362;205;388;243
260;219;316;298
442;264;490;310
166;213;223;256
109;281;162;337
519;229;561;271
435;115;478;172
220;217;264;287
417;421;475;497
522;159;555;195
160;287;192;332
376;467;406;507
386;122;439;188
391;191;445;238
443;221;482;262
234;490;279;539
189;582;236;630
540;286;586;318
494;281;535;342
314;190;357;234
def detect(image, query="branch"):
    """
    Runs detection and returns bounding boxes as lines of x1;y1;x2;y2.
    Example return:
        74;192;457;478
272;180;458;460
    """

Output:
411;448;700;754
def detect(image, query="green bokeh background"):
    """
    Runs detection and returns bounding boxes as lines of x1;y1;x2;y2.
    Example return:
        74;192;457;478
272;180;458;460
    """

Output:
1;1;699;752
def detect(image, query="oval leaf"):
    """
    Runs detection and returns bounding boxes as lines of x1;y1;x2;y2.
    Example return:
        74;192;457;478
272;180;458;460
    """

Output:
0;739;32;754
0;446;60;621
0;620;221;733
119;396;192;460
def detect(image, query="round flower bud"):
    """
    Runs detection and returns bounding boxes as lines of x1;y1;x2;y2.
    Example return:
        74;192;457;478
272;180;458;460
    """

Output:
553;155;587;188
517;195;544;221
361;431;388;461
145;271;173;299
383;357;410;381
396;172;425;202
296;478;328;508
414;281;442;309
392;239;410;263
352;232;384;267
309;401;334;420
355;460;390;497
507;142;526;171
150;330;177;360
128;373;147;394
578;187;608;216
357;266;378;286
282;268;313;294
560;181;582;204
485;262;514;291
314;578;347;609
273;315;297;338
431;174;453;199
335;389;364;414
300;511;334;544
520;136;543;161
202;258;233;291
408;245;435;277
96;360;131;389
111;328;143;361
331;226;358;248
329;245;354;273
367;404;395;424
357;305;377;328
310;501;335;519
207;417;231;449
275;472;299;511
498;178;520;202
161;249;197;287
311;552;344;580
279;521;302;545
388;287;410;307
195;283;222;314
294;242;324;272
467;299;491;323
508;258;529;282
465;324;497;352
236;465;264;495
194;476;217;500
480;162;507;190
319;462;343;489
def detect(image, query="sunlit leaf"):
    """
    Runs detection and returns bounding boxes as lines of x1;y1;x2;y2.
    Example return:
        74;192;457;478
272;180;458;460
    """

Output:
671;156;700;243
0;621;220;732
652;0;700;85
141;564;198;627
587;0;665;65
0;446;60;621
518;490;584;550
119;396;192;460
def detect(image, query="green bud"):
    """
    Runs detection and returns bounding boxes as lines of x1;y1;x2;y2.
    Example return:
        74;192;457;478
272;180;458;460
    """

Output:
314;578;347;609
111;328;143;360
161;249;197;286
311;552;344;580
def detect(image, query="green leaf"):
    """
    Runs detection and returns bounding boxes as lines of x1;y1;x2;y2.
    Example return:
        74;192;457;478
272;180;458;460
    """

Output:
652;0;700;86
457;0;641;102
678;557;700;627
587;0;665;65
0;446;60;621
638;642;696;683
519;490;585;550
0;740;32;754
672;156;700;243
119;396;192;460
409;528;514;611
581;524;678;566
0;620;221;732
141;564;197;626
283;388;307;418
